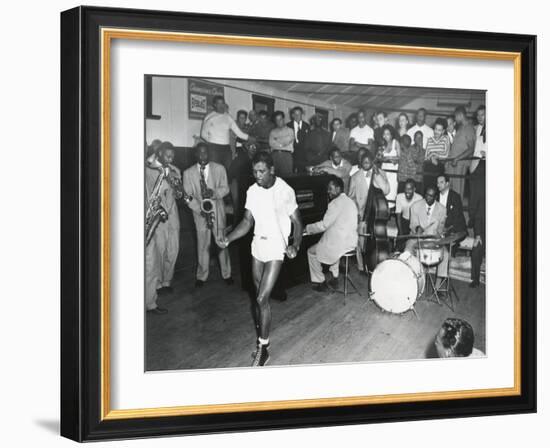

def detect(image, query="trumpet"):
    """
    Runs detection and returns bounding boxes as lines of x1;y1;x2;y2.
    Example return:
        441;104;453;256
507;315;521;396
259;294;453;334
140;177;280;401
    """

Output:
145;164;192;246
166;167;192;202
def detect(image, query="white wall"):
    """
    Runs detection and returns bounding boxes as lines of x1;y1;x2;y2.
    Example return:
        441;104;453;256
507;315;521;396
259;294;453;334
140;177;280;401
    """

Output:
394;96;486;126
146;76;356;147
1;1;546;448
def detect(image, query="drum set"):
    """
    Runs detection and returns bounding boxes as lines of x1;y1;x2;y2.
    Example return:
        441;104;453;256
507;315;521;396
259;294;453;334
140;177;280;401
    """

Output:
369;234;460;317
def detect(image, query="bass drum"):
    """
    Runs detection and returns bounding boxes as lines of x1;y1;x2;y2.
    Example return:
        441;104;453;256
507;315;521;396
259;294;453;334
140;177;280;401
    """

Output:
370;252;425;314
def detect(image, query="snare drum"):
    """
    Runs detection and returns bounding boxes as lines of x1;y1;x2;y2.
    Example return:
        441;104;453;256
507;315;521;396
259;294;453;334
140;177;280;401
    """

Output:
416;239;444;266
370;252;425;314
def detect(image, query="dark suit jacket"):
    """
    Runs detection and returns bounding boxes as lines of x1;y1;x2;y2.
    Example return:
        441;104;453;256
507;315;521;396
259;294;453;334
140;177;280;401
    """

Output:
304;128;331;166
437;189;467;234
331;127;351;153
287;120;310;167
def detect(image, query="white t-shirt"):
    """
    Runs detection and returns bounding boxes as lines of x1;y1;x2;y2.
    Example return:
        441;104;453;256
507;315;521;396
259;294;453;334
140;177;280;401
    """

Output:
245;177;298;245
395;192;422;220
201;111;248;145
407;124;434;149
349;124;374;145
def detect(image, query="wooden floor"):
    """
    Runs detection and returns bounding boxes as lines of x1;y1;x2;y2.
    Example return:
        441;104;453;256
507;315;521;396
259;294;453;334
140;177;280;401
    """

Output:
146;254;486;371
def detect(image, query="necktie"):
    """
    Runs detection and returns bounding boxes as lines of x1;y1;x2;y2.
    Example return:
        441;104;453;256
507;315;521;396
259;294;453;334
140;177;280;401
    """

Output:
427;205;432;217
200;165;206;184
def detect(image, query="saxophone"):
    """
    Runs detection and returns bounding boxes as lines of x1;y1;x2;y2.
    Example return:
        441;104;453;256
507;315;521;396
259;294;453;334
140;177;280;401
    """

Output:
199;165;215;230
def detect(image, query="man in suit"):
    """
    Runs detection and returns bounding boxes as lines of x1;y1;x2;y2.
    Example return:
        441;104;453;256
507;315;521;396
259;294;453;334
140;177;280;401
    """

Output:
304;114;331;167
348;151;390;273
436;173;467;241
305;176;358;291
287;106;310;173
330;118;351;155
405;186;448;286
183;143;233;287
145;142;182;314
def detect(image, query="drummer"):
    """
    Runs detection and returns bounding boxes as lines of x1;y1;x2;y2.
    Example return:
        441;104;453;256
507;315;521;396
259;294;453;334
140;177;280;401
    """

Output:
404;186;448;289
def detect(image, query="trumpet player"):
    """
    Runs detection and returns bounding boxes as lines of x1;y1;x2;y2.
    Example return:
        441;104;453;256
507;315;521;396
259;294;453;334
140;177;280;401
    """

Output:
183;143;233;287
145;141;183;314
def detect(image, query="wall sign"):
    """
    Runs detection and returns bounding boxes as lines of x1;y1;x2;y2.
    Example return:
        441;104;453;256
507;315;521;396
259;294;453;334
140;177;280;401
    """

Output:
188;78;225;119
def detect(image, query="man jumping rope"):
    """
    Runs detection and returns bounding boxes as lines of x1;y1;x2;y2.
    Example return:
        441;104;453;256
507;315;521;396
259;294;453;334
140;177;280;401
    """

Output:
217;151;303;367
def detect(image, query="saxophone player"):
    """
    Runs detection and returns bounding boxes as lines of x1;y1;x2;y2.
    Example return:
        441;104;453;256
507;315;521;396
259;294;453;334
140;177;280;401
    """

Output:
183;143;233;287
145;141;184;314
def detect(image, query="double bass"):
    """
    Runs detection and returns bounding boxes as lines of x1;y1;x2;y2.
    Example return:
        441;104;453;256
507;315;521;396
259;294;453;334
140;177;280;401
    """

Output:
362;168;391;273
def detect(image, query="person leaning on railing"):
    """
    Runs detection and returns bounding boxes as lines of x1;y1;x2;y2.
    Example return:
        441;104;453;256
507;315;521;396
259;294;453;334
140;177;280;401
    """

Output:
423;117;451;191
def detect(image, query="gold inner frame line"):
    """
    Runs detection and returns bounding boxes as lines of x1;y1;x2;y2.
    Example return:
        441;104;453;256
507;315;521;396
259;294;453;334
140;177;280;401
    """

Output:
100;27;522;421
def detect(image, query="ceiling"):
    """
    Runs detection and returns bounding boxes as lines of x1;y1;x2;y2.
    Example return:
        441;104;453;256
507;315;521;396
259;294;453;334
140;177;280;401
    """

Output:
253;80;485;113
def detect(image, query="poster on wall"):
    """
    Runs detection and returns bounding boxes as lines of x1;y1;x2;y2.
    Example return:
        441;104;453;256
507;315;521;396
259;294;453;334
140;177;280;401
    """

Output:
188;78;225;119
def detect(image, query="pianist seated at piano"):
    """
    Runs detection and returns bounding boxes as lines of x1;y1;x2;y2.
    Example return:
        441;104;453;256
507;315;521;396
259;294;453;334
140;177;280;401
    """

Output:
304;175;358;292
404;186;448;289
311;147;353;191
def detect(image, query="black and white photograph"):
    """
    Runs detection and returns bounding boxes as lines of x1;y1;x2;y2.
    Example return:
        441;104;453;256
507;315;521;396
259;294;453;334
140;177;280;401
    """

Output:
144;76;487;370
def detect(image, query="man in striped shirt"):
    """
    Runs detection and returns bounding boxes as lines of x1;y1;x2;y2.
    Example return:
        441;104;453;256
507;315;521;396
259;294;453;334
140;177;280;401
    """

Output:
424;118;450;190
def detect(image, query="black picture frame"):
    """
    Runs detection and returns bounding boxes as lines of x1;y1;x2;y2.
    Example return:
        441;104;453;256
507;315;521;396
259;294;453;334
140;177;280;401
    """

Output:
61;5;536;442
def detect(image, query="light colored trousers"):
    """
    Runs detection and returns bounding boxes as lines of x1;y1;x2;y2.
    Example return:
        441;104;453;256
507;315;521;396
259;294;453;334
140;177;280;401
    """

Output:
145;238;160;310
193;213;231;281
151;220;179;288
307;244;339;283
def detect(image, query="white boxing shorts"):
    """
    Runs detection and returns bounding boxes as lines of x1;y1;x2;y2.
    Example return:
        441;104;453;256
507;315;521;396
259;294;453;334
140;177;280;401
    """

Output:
251;235;286;263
